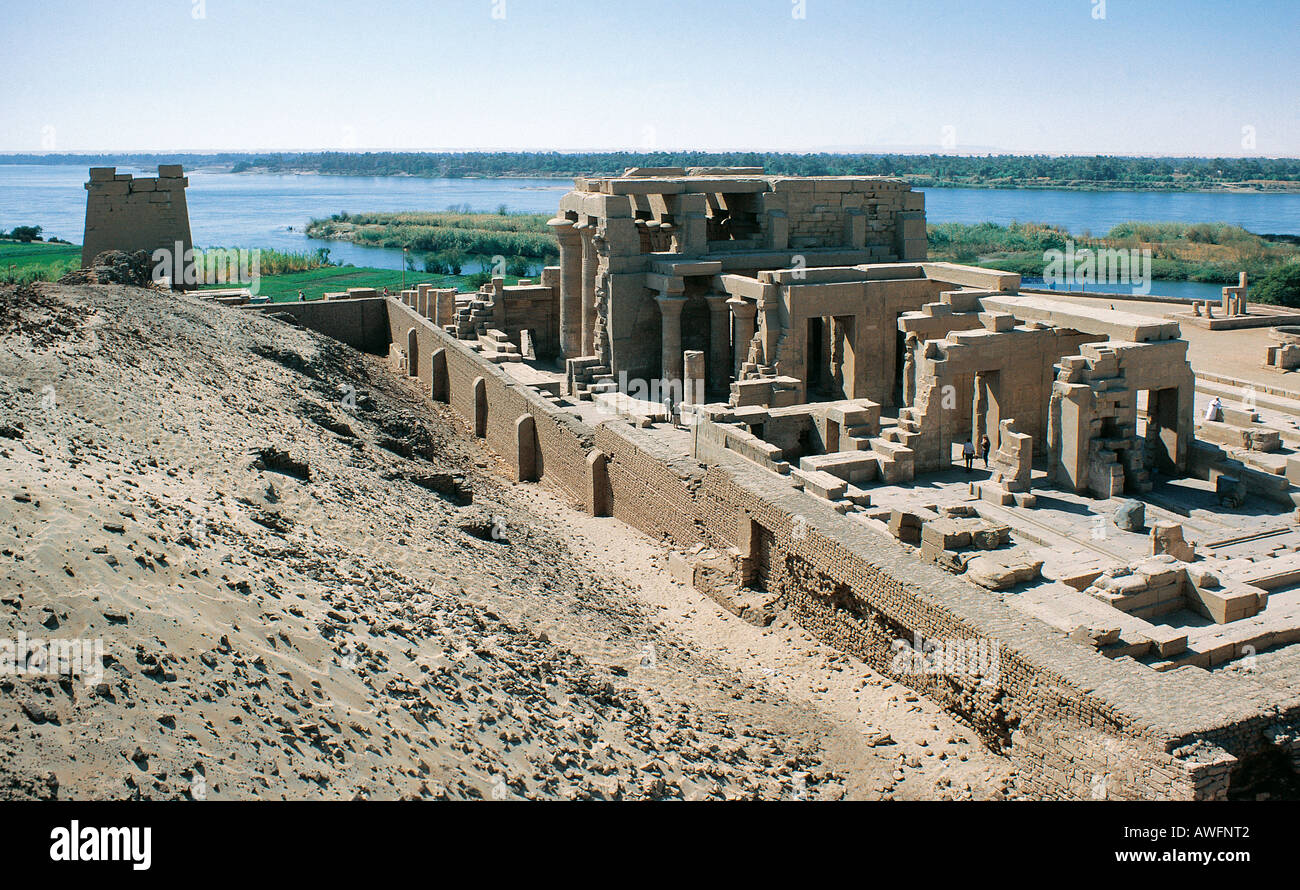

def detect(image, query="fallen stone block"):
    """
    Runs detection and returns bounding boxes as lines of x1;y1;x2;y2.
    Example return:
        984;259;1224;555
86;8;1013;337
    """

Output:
966;548;1044;591
1068;625;1121;648
1151;521;1195;562
1114;499;1145;532
1142;625;1189;658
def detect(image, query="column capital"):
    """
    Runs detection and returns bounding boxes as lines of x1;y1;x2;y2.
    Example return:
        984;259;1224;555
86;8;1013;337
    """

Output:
656;294;688;315
704;294;731;312
727;297;758;320
547;217;579;237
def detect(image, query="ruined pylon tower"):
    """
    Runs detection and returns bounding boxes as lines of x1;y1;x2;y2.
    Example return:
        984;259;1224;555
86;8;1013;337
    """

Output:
81;165;194;284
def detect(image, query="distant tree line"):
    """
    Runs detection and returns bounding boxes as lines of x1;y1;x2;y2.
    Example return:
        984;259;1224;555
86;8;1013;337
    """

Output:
2;225;45;242
5;152;1300;188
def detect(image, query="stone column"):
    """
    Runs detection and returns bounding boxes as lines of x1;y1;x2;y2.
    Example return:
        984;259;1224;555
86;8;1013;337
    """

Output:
705;295;731;394
729;298;758;376
579;223;598;357
657;295;687;384
593;275;610;366
759;298;781;375
683;350;706;406
830;317;846;396
972;371;987;448
902;333;918;406
548;218;583;358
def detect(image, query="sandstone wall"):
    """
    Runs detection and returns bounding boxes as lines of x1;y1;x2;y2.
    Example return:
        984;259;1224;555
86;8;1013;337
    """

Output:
82;166;193;274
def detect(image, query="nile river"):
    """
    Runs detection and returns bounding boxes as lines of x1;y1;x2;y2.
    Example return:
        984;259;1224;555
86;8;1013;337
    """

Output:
5;164;1299;301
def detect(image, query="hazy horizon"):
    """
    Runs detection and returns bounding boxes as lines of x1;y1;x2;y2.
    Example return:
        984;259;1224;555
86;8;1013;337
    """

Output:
4;148;1300;161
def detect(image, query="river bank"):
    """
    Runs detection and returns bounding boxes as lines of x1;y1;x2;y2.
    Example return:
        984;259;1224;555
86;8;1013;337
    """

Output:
6;164;1300;301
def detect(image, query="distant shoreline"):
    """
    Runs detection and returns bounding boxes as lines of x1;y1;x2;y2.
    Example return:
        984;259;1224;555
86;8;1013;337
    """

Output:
4;152;1299;195
240;169;1300;194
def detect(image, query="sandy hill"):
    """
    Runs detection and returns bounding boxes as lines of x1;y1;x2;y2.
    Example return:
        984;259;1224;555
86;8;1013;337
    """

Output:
0;282;1013;800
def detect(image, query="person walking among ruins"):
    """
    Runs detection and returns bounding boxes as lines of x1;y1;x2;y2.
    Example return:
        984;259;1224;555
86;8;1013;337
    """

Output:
979;434;991;468
663;393;677;430
962;439;975;473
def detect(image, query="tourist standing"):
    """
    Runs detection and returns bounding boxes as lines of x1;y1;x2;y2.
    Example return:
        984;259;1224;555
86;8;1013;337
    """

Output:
979;434;991;467
962;440;975;472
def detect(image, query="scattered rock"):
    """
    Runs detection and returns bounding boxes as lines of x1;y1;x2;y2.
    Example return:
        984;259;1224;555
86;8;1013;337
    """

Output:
1113;500;1145;532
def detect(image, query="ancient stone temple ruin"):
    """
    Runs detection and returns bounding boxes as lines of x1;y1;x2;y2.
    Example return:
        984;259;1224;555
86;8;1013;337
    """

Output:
260;167;1300;801
545;168;928;397
81;165;193;280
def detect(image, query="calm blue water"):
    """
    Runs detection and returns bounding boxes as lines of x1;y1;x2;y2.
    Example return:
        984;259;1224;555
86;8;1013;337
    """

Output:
1021;276;1225;301
3;163;1296;300
0;164;570;269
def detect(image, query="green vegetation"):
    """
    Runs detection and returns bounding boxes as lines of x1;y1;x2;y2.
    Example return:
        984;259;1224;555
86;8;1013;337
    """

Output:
192;246;333;280
0;240;81;284
1;225;45;242
927;221;1300;284
306;210;557;278
0;237;502;298
1252;262;1300;308
196;264;525;302
7;152;1300;192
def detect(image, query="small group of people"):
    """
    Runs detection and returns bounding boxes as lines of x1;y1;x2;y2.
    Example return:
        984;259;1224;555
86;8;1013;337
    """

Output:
961;434;992;473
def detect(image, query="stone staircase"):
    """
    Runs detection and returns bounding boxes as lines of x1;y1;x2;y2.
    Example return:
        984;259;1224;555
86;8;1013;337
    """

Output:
566;356;615;401
883;407;925;453
454;296;494;340
477;329;523;364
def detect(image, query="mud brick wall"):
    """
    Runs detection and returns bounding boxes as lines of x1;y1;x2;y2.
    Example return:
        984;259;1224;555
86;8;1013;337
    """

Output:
82;166;194;271
679;463;1187;794
249;298;391;353
587;425;702;547
576;421;1220;798
386;301;593;510
277;296;1297;800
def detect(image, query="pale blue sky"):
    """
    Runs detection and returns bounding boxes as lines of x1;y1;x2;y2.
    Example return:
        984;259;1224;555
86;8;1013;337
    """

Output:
2;0;1296;155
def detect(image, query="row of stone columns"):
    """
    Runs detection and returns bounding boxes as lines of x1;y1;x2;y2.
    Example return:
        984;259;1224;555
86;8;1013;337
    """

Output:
548;217;600;360
548;218;583;357
656;292;762;394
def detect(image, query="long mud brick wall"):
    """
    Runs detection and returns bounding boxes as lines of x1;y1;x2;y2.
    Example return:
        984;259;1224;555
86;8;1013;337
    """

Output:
391;301;595;512
261;299;391;353
287;296;1298;800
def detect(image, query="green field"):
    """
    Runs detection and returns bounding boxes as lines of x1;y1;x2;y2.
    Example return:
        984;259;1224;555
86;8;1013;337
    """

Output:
201;265;508;303
0;239;507;300
0;240;81;284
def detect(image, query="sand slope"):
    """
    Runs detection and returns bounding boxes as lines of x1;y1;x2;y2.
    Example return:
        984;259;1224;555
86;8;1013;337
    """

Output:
0;283;1013;800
